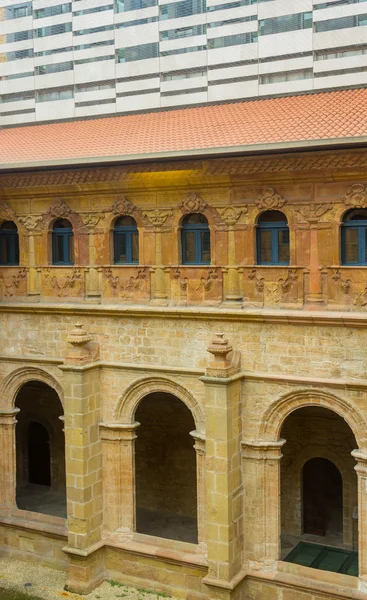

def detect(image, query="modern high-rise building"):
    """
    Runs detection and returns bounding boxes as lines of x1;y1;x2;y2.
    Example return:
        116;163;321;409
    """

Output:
0;0;366;126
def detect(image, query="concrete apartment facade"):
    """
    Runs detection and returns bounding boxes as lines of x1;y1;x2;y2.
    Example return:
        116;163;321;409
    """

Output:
1;89;367;599
0;0;367;126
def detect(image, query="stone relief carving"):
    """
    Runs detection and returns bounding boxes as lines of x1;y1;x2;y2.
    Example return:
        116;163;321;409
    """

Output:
248;268;298;304
179;192;207;214
331;268;367;307
82;213;105;229
173;268;188;291
256;188;285;210
104;267;147;298
141;209;173;227
343;184;367;209
0;268;27;297
112;196;135;215
213;206;245;226
18;215;43;231
44;268;82;297
0;201;16;222
295;204;332;223
48;198;72;219
195;268;219;292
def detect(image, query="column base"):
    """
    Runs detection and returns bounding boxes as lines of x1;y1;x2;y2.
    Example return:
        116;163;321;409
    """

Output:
305;292;325;306
222;297;243;308
203;569;246;600
64;543;104;595
149;297;169;306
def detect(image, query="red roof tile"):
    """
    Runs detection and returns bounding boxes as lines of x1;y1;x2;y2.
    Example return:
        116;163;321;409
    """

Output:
1;89;367;168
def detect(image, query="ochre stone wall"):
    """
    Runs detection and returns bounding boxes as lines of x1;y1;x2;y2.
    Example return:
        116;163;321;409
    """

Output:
1;148;367;600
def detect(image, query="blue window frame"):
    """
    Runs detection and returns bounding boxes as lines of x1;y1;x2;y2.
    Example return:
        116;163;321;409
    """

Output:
181;213;210;265
52;219;74;265
341;209;367;265
0;221;19;266
257;210;289;265
114;216;139;264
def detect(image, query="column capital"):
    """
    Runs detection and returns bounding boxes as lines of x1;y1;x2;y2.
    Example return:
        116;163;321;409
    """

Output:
99;421;140;441
352;449;367;474
0;408;20;425
190;429;206;453
241;439;286;461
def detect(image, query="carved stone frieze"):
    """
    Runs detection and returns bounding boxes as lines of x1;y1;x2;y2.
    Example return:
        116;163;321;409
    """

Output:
295;204;332;223
331;268;367;307
247;268;298;304
179;192;207;214
173;268;188;291
104;267;147;298
82;213;105;229
112;196;135;216
44;268;82;297
18;215;43;231
331;269;352;295
0;268;27;297
141;209;173;227
256;188;285;210
213;206;244;227
343;184;367;209
48;198;72;219
248;269;265;293
195;268;219;292
0;201;16;222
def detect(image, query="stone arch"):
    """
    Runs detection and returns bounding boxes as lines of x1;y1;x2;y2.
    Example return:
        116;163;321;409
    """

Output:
0;366;64;410
284;444;356;545
259;389;365;450
114;376;205;434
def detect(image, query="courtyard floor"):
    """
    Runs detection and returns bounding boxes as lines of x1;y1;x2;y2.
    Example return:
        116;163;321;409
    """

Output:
0;558;175;600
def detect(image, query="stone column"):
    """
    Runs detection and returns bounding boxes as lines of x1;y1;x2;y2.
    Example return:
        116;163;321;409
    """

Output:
352;450;367;592
62;323;104;595
99;422;140;540
142;209;172;305
202;333;243;600
222;210;243;305
241;439;285;572
190;430;206;553
0;408;19;513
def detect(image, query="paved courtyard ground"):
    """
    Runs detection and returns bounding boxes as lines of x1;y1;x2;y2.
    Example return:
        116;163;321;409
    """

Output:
0;558;174;600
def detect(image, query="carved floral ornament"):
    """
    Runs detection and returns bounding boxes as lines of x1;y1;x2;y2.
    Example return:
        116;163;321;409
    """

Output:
112;196;135;216
295;204;332;223
48;198;72;219
141;209;173;227
256;188;286;210
81;213;105;229
344;184;367;209
214;206;245;227
18;215;43;231
0;201;16;223
179;192;207;214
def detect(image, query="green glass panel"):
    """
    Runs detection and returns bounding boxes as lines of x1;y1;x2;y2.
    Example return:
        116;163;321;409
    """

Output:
316;548;350;573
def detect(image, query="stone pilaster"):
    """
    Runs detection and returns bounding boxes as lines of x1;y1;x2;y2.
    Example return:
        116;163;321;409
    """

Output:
202;333;243;599
0;408;19;513
99;422;140;539
352;450;367;592
62;323;103;594
190;430;207;553
241;439;285;572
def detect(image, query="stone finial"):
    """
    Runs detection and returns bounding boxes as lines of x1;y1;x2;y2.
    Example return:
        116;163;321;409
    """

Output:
65;323;93;365
206;332;234;377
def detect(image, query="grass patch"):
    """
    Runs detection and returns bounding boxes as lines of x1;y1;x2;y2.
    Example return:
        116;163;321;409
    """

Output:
0;587;44;600
108;580;127;588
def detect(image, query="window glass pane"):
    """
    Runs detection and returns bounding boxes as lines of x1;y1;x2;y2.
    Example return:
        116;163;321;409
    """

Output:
132;232;139;263
55;235;64;263
201;231;210;263
184;231;196;263
68;234;74;263
259;230;272;263
278;229;290;263
344;228;359;263
0;236;9;264
116;233;127;263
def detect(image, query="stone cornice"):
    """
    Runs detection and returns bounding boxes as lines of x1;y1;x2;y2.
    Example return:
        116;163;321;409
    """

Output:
0;148;366;192
1;302;367;328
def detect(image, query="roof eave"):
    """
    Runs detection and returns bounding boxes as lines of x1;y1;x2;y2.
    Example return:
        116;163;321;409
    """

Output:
1;135;367;172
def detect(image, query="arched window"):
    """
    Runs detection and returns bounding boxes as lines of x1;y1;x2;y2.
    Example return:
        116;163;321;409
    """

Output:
342;209;367;265
0;221;19;265
114;216;139;264
52;219;74;265
257;210;289;265
181;213;210;265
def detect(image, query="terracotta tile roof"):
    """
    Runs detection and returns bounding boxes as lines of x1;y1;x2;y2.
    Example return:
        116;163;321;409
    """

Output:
1;89;367;169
